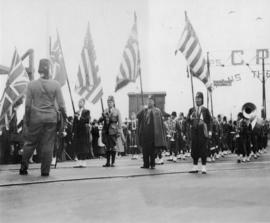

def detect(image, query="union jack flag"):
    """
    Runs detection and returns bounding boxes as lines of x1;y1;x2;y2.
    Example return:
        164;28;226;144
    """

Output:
75;23;103;104
50;32;67;87
0;49;29;129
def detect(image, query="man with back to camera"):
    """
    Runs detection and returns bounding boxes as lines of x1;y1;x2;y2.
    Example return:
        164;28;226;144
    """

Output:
19;58;67;177
187;92;212;174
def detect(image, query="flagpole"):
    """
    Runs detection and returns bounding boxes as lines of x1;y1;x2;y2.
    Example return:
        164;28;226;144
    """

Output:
56;31;76;114
207;51;214;116
184;11;195;108
134;11;144;107
139;71;144;106
187;66;195;107
100;97;104;113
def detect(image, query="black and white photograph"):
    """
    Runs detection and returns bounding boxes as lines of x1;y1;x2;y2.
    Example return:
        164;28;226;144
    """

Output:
0;0;270;222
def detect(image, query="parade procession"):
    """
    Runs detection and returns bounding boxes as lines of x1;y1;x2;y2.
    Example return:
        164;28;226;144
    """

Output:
1;0;270;223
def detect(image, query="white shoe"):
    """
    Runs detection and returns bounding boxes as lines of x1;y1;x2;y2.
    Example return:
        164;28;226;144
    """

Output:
81;160;87;167
207;157;212;162
165;152;170;156
51;157;56;166
201;165;207;174
211;157;215;162
172;156;177;162
159;158;164;165
73;160;82;168
167;156;173;161
177;154;181;159
189;165;199;173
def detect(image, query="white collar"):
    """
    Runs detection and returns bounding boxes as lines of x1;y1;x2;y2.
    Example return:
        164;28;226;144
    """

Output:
251;117;257;130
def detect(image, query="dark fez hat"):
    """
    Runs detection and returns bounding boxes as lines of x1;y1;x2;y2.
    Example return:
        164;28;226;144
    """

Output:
38;58;50;75
196;91;204;103
107;95;115;103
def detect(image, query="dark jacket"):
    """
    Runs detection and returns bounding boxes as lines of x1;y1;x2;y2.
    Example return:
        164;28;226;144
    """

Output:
187;106;212;159
72;109;92;154
137;107;167;148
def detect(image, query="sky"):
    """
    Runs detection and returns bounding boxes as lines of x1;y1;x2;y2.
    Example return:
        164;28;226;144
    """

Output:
0;0;270;121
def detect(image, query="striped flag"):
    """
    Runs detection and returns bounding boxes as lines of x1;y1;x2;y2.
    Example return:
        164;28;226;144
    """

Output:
175;12;212;91
115;13;141;92
75;23;103;104
50;32;67;87
0;49;29;128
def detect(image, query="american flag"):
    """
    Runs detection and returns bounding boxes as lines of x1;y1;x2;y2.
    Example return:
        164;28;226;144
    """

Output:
175;12;212;91
115;13;141;92
0;49;29;128
50;32;67;87
75;23;103;104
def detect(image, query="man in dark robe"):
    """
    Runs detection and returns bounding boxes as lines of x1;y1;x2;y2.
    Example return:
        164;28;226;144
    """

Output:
72;98;92;168
187;92;212;174
137;95;167;169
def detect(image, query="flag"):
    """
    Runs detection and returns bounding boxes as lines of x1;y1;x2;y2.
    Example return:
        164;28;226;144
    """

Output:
50;32;67;86
175;12;212;91
115;13;141;92
0;49;29;128
75;23;103;104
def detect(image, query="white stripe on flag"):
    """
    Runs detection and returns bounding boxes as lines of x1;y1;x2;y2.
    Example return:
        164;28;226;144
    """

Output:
177;28;188;51
192;54;204;73
198;66;207;80
125;48;135;79
88;84;103;103
182;36;195;56
79;62;87;86
187;43;200;66
83;48;94;87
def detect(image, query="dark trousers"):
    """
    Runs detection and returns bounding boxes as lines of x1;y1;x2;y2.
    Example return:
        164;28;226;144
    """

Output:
142;143;155;168
105;151;116;165
21;123;56;174
193;157;206;165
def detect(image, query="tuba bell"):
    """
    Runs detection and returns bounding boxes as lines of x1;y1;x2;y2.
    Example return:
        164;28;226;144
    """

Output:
242;102;257;121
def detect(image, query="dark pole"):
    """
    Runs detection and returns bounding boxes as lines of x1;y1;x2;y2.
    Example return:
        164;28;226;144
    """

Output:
262;50;266;119
187;66;195;107
184;12;195;108
56;31;76;114
207;51;214;116
100;97;104;113
139;71;144;107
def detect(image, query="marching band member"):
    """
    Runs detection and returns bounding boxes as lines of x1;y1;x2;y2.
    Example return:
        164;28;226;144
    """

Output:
167;112;177;162
128;112;140;160
187;92;212;174
175;112;187;160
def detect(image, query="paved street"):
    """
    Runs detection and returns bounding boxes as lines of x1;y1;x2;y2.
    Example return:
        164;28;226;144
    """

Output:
1;149;270;223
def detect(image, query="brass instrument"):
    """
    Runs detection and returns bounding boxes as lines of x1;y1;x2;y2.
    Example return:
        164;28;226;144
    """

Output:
167;117;176;142
131;119;137;131
242;102;257;121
